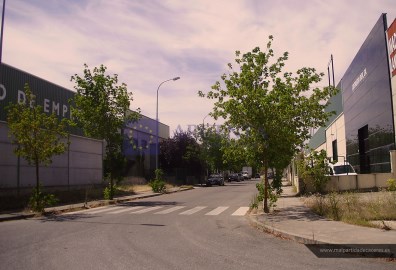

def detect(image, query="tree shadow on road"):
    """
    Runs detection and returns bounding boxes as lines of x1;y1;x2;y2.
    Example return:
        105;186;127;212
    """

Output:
37;200;181;224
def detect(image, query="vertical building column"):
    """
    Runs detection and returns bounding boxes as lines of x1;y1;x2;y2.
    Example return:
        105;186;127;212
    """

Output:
390;150;396;177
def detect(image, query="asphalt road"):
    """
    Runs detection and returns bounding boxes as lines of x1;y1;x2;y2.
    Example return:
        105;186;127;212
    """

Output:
0;179;394;270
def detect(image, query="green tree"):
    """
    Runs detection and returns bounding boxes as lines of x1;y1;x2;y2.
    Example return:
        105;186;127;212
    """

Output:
222;136;248;173
6;83;69;212
297;149;331;193
199;36;337;212
159;130;202;177
194;124;228;174
71;64;140;199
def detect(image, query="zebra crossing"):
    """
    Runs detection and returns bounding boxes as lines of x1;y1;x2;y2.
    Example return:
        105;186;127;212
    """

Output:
64;205;250;217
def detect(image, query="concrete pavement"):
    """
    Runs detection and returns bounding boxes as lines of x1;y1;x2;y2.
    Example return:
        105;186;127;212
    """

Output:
2;182;396;251
249;183;396;246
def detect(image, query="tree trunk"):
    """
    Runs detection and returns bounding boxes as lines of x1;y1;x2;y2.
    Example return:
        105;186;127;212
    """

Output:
109;155;114;200
110;176;114;200
35;159;40;208
263;160;269;213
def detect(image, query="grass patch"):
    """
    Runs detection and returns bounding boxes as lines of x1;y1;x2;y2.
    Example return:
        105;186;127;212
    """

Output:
304;191;396;228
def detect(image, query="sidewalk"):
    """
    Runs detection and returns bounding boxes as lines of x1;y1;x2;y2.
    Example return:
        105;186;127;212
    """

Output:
0;186;193;222
249;184;396;245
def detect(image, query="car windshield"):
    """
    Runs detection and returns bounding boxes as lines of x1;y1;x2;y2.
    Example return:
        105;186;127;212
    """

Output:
333;164;355;174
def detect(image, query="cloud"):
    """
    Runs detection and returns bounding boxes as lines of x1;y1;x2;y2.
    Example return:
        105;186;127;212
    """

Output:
3;0;396;134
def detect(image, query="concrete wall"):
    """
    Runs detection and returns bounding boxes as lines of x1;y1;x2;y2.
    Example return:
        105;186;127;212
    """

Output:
324;173;392;192
325;114;346;162
290;150;396;193
315;142;326;152
0;121;103;188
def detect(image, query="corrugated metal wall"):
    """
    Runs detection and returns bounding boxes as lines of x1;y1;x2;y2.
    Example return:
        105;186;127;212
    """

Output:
0;63;170;185
0;121;103;188
0;63;84;135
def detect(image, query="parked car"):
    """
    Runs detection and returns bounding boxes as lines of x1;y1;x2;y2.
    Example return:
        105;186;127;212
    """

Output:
329;162;357;176
242;171;249;180
206;174;225;186
242;167;252;178
228;173;243;182
254;173;260;179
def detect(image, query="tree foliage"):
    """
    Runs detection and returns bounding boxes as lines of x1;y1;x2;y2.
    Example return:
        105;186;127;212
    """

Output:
297;149;331;194
199;36;337;212
159;130;202;176
6;83;68;212
149;169;167;193
71;64;140;199
194;124;229;174
221;137;248;173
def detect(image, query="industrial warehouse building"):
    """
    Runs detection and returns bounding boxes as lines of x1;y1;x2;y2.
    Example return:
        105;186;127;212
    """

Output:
308;14;396;175
0;63;169;189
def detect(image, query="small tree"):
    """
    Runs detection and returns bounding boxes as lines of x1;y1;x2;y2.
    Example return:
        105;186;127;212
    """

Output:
149;169;166;193
6;83;69;212
297;149;331;193
71;64;140;199
199;36;337;212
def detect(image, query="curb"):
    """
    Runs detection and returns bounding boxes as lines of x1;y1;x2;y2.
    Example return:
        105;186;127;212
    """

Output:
248;213;326;245
0;186;194;222
0;212;36;222
248;214;396;259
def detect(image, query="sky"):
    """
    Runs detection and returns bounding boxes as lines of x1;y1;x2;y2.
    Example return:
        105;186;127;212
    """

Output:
2;0;396;135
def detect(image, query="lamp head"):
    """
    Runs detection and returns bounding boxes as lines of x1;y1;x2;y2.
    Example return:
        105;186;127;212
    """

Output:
173;77;180;81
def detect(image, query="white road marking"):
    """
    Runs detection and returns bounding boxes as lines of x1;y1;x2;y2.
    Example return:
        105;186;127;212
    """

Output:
108;206;144;214
154;206;186;214
130;206;163;214
179;206;207;215
63;205;250;217
62;206;106;215
87;206;124;214
205;206;229;216
231;207;249;216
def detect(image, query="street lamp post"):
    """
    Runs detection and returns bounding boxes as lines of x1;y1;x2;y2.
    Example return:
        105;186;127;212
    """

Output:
201;113;210;185
156;77;180;171
202;113;210;128
0;0;6;64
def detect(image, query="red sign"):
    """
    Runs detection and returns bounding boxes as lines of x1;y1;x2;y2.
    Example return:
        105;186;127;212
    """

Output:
388;18;396;77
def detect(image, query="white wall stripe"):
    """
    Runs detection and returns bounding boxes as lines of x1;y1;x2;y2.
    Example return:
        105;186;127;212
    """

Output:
154;206;186;214
179;206;207;215
231;207;249;216
205;206;229;216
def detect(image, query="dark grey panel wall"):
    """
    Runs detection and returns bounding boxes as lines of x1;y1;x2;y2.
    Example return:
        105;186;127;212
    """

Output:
343;14;395;173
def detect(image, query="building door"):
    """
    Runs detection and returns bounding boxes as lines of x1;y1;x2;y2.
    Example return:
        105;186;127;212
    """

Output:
358;125;370;173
